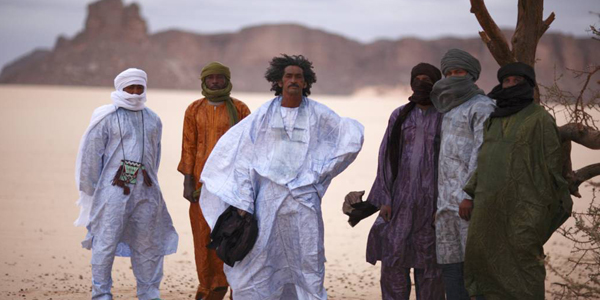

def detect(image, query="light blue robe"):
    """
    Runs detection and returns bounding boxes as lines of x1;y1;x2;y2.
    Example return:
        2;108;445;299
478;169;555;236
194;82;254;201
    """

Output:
78;106;178;300
200;97;364;300
435;94;495;264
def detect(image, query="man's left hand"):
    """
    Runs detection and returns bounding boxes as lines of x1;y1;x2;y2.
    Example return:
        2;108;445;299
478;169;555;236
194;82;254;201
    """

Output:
459;199;473;221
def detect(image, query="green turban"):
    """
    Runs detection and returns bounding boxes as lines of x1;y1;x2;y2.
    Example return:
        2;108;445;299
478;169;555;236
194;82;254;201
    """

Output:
200;61;238;126
200;61;231;81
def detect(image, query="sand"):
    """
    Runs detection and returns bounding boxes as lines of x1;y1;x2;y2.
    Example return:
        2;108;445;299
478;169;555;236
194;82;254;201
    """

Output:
0;84;596;299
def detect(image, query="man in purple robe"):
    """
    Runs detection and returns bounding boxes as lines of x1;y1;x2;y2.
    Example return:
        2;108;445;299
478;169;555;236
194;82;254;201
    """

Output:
344;63;445;300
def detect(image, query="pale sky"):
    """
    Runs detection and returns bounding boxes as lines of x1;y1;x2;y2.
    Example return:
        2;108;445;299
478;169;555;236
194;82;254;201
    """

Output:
0;0;598;70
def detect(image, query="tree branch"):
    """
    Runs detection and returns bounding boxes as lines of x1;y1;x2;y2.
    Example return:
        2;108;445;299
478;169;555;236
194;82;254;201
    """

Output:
560;124;600;196
541;12;556;35
574;163;600;188
560;123;600;149
512;0;545;65
478;31;491;44
470;0;515;66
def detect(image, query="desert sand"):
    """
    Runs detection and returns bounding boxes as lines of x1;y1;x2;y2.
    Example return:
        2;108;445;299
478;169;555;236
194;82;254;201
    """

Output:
0;85;596;299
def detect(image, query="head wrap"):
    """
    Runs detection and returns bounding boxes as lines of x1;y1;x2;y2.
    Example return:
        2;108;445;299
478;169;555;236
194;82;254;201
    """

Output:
110;68;147;111
431;49;485;113
201;61;231;81
488;62;536;118
497;62;536;87
200;61;239;126
410;62;442;84
440;48;482;81
408;63;442;106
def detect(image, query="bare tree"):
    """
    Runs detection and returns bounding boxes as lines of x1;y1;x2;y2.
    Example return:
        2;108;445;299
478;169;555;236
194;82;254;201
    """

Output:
469;1;600;298
469;0;600;198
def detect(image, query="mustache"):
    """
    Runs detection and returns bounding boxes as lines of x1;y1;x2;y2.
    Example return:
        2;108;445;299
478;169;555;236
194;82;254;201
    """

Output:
289;83;300;88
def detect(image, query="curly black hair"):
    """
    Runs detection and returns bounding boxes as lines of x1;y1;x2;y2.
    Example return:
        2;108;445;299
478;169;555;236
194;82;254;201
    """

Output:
264;54;317;96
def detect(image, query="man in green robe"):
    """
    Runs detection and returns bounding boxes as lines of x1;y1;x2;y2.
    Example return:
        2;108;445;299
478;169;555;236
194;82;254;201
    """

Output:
463;62;573;299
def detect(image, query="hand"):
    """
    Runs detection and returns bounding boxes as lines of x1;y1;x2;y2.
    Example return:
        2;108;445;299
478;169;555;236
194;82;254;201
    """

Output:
459;199;473;221
237;209;247;217
345;190;365;206
379;205;392;222
183;175;198;203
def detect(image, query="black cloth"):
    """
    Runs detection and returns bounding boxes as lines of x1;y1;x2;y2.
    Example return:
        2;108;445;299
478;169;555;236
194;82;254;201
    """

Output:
488;82;534;118
489;62;536;118
410;62;442;84
344;201;380;227
497;62;536;87
409;63;442;106
409;80;435;106
207;206;258;267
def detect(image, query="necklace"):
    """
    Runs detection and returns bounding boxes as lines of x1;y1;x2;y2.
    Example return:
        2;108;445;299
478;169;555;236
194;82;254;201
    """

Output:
111;108;153;195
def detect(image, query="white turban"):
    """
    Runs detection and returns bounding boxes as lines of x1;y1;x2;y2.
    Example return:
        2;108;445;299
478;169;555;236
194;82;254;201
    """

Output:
110;68;148;111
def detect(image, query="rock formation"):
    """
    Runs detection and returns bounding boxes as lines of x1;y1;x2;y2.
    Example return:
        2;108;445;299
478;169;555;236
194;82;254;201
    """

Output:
1;0;596;95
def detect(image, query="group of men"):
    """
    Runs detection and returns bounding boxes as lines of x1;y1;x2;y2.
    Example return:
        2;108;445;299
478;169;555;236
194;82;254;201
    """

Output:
75;49;572;300
346;49;572;300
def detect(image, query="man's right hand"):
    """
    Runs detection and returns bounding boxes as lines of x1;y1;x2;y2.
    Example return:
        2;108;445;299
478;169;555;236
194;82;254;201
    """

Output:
183;175;197;203
379;205;392;222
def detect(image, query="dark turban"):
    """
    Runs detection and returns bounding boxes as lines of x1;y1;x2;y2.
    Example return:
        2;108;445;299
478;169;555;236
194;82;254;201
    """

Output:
488;62;536;118
409;63;442;106
497;62;536;87
410;62;442;84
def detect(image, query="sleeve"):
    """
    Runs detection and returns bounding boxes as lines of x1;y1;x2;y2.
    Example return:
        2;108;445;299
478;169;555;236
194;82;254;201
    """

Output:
366;111;397;207
463;100;494;201
314;113;364;199
238;101;251;120
463;168;477;199
177;103;198;175
78;119;109;196
541;113;573;237
200;114;257;228
156;117;162;170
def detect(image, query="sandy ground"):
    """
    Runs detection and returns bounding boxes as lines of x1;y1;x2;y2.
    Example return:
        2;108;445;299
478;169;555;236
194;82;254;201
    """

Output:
0;84;596;300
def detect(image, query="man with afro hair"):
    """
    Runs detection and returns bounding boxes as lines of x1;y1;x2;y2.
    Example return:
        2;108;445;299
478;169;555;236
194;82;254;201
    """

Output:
198;54;364;299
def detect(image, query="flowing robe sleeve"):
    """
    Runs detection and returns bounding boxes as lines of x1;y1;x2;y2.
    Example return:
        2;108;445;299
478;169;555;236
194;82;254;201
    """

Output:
462;101;494;201
178;103;198;176
200;113;258;229
313;115;364;198
155;117;162;170
541;113;573;239
78;122;108;195
366;109;399;207
74;113;109;227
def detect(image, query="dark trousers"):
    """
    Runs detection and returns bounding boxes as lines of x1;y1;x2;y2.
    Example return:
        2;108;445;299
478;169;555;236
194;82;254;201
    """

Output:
439;262;485;300
380;265;445;300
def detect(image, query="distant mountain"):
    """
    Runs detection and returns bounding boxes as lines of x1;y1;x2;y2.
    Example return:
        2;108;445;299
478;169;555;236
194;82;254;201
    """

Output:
0;0;597;95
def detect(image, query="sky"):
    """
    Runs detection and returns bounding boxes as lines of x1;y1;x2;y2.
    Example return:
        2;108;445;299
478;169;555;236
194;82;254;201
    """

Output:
0;0;598;70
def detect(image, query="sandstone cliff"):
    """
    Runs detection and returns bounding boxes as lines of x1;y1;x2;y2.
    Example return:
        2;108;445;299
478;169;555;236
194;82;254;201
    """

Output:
1;0;596;95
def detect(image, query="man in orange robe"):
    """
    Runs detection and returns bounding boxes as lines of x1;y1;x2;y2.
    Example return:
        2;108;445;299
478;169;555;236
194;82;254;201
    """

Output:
178;61;251;300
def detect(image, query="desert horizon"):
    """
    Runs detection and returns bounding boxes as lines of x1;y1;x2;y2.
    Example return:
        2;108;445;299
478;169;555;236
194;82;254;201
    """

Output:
0;84;596;299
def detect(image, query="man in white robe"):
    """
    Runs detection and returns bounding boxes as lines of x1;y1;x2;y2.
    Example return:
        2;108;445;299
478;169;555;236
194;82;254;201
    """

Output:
199;54;364;299
75;68;178;300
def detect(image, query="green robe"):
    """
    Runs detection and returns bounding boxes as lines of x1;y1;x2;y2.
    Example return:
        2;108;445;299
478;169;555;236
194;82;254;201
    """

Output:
463;103;572;299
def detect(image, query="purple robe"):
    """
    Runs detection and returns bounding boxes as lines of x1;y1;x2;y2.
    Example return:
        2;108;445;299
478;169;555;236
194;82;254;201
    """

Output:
366;105;442;271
